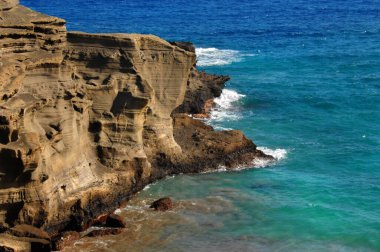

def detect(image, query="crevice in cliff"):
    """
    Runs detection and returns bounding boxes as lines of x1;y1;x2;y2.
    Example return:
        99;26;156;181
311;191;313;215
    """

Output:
4;202;24;225
0;33;37;39
86;53;109;69
0;149;25;185
110;91;149;116
0;126;10;144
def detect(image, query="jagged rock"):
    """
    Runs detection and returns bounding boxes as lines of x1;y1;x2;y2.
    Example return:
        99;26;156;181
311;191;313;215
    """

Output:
173;69;230;115
173;114;270;171
84;213;125;229
169;41;196;53
192;99;214;118
0;1;273;239
150;197;173;211
105;214;126;228
88;214;108;227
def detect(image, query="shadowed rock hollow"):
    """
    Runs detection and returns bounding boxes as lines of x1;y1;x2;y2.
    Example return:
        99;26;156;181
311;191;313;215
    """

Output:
0;1;272;249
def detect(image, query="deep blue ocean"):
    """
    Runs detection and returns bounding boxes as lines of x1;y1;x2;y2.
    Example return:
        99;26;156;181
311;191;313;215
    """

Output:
22;0;380;251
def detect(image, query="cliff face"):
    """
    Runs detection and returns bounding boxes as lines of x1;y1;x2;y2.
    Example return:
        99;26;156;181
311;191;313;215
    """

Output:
0;0;271;241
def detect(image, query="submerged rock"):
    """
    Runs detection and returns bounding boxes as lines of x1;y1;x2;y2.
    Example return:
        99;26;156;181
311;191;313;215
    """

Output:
105;214;126;228
150;197;174;211
85;228;124;237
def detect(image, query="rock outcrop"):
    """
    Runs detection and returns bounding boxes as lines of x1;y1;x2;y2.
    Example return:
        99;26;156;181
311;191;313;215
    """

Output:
150;197;173;211
0;2;272;250
174;69;230;116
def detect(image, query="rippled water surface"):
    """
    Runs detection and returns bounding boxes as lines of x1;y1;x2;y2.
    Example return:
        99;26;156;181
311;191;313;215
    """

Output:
21;0;380;251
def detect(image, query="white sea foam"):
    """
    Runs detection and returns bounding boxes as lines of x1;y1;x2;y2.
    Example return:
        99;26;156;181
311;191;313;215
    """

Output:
216;166;227;172
142;184;150;191
209;89;246;122
213;126;234;131
252;147;288;168
195;47;242;66
257;147;287;161
214;89;246;109
203;147;287;173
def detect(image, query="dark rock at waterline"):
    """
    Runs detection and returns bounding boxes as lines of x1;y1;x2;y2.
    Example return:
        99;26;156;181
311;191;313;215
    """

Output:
173;69;230;116
172;114;273;172
105;214;126;228
85;228;124;237
87;213;126;228
89;214;109;227
150;197;173;211
51;214;126;250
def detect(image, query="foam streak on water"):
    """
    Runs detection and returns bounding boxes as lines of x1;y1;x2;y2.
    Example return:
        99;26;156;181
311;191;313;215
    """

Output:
195;47;242;66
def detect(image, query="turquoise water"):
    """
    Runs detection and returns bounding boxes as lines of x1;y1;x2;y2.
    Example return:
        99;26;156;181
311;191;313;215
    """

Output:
22;0;380;251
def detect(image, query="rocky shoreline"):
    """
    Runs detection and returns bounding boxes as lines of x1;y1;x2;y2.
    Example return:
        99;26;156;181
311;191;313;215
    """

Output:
0;1;273;251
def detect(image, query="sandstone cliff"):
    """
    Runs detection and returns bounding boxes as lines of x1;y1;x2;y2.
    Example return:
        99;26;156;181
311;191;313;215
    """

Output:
0;1;271;250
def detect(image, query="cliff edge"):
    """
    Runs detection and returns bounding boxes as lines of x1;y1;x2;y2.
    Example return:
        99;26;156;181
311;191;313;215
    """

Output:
0;1;272;250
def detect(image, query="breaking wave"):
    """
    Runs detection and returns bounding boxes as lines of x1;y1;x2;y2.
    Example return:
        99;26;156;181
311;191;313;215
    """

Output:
214;89;245;109
253;147;288;168
209;89;246;122
209;147;288;172
206;89;287;169
257;147;287;161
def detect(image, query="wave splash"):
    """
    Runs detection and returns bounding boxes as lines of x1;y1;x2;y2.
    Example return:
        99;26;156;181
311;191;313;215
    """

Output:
209;89;246;122
195;47;242;66
257;147;287;160
212;146;287;172
214;89;245;109
253;147;288;168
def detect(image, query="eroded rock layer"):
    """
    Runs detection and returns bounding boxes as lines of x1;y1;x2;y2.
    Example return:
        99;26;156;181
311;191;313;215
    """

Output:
0;1;272;246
